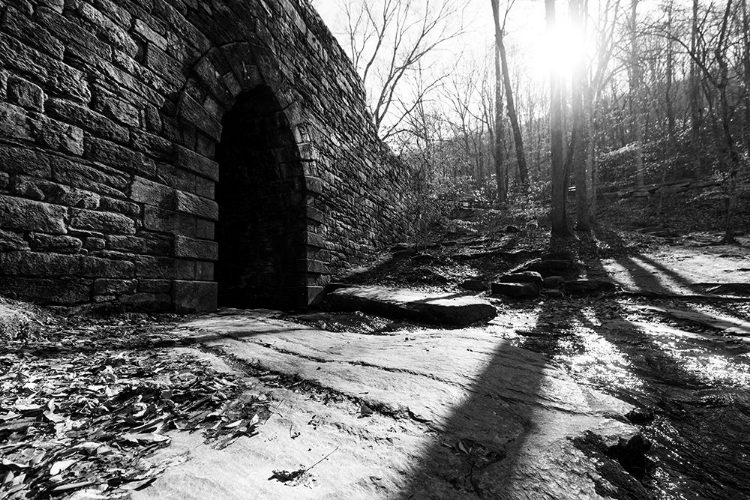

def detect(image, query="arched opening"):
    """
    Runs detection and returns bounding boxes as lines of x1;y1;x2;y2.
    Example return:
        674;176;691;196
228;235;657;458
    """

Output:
215;85;307;309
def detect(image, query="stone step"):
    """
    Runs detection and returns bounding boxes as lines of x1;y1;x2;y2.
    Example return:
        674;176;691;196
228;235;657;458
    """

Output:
327;286;497;326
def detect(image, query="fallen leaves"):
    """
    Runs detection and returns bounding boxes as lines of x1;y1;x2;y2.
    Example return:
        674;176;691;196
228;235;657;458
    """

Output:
0;314;272;499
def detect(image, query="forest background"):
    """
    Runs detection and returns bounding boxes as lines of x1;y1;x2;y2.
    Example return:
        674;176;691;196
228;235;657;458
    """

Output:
313;0;750;244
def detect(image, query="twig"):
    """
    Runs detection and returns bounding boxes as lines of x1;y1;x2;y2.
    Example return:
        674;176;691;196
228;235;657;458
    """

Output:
305;446;339;473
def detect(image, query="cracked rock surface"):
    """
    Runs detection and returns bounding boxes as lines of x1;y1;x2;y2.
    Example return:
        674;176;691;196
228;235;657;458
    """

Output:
134;309;635;499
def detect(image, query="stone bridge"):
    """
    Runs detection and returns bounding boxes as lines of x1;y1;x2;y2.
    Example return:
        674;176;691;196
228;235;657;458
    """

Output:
0;0;410;311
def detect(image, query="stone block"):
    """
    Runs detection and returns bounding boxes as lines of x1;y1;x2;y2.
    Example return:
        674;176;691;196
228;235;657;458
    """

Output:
131;129;174;161
119;292;171;311
0;101;33;142
144;44;183;87
173;280;217;313
36;6;111;61
196;260;213;281
157;163;195;192
0;6;65;59
29;112;85;156
85;136;155;177
0;33;91;104
93;93;140;127
174;145;219;181
0;251;78;276
94;278;137;294
130;176;174;207
171;258;194;280
174;191;218;221
144;105;162;133
0;195;67;234
490;282;541;299
79;255;134;278
0;145;52;177
99;196;141;217
192;57;233;108
296;259;329;274
7;76;45;111
0;277;90;304
177;93;222;142
70;209;136;234
85;237;106;251
138;279;172;293
143;206;196;235
14;177;101;209
92;0;133;29
52;156;129;191
134;255;175;278
46;98;129;144
174;235;218;260
194;176;215;199
29;234;83;253
133;18;168;50
304;231;326;249
0;70;7;100
196;219;214;240
498;271;544;285
65;0;138;57
106;234;171;254
0;229;30;251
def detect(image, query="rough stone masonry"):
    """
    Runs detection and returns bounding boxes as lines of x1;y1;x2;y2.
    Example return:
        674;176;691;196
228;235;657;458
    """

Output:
0;0;410;312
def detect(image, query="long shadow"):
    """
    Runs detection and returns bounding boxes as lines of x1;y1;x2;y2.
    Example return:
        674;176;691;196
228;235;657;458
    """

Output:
633;254;705;293
580;249;750;498
394;230;750;498
394;301;650;499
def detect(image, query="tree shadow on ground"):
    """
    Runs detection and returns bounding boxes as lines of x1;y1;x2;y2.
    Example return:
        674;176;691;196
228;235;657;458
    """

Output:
397;226;750;499
395;302;650;499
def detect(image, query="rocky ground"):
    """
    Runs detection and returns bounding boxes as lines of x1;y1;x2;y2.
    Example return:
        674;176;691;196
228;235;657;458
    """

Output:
1;201;749;500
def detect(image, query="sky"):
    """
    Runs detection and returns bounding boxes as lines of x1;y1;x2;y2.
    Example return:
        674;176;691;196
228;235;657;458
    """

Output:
311;0;574;84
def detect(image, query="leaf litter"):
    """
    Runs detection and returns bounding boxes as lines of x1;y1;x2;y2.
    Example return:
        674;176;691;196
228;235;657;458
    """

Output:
0;313;273;499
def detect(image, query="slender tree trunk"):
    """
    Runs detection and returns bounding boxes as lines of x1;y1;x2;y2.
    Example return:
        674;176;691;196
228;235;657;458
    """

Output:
546;0;569;239
665;0;676;142
570;0;590;231
743;0;750;154
498;32;529;192
690;0;703;177
490;0;507;204
629;0;645;189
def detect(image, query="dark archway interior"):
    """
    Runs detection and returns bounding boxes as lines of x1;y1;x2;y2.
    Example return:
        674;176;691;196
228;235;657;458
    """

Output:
215;85;307;309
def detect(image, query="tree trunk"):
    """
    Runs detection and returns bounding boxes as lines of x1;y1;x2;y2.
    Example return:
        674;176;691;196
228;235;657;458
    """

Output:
490;0;507;204
546;0;569;239
570;0;590;231
629;0;645;189
498;32;529;192
743;0;750;154
690;0;703;177
665;0;676;142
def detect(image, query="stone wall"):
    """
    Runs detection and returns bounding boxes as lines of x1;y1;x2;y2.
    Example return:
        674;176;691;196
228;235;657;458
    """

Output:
0;0;410;311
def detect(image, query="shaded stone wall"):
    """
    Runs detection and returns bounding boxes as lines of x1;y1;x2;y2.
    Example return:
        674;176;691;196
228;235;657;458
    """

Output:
0;0;410;311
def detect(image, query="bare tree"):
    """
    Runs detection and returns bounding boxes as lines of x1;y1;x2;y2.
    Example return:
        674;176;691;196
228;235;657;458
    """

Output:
546;0;570;238
338;0;464;141
490;0;508;203
629;0;646;189
492;0;530;193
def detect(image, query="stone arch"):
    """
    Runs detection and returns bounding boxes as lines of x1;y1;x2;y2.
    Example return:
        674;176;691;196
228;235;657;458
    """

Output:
175;41;325;310
215;84;308;309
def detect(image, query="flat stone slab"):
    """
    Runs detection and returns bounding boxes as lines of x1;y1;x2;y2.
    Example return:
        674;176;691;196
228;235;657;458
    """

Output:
327;286;497;325
132;310;635;500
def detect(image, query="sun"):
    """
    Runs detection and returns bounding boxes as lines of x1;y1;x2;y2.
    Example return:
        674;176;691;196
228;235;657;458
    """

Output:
529;18;591;79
